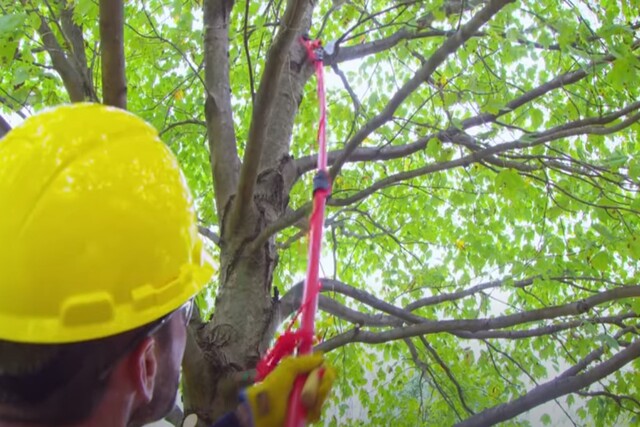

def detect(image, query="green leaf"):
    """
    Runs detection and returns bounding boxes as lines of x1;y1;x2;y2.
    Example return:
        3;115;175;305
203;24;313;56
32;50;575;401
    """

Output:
12;66;29;86
590;251;609;270
0;13;26;39
607;58;635;91
596;333;620;350
425;137;441;159
73;0;99;25
529;107;544;129
0;40;17;65
592;224;615;241
601;152;628;168
484;98;502;115
628;160;640;182
627;237;640;260
600;23;634;37
495;168;526;200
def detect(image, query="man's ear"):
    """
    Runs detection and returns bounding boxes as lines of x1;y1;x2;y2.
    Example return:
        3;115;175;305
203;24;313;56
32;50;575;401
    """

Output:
129;337;158;403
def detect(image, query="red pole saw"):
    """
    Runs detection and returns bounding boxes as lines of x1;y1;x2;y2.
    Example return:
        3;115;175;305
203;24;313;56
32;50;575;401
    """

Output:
254;36;330;427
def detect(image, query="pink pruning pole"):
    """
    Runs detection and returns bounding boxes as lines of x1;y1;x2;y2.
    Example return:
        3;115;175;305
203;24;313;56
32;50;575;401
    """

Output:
253;36;330;427
284;37;330;427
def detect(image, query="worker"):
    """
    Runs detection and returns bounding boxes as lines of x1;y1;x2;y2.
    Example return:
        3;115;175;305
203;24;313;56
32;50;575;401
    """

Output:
0;103;334;427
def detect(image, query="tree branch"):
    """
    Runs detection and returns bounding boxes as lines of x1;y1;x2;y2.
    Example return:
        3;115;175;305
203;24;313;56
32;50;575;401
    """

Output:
420;336;475;415
325;108;640;209
159;119;207;137
326;0;486;64
270;136;514;247
405;338;464;420
556;325;636;379
56;0;96;101
534;112;640;144
331;63;361;111
229;0;311;231
329;138;527;207
296;135;433;176
99;0;126;108
242;0;255;105
406;277;535;311
251;204;312;251
461;47;635;130
33;8;91;102
329;0;515;179
203;0;241;219
454;339;640;427
280;278;425;324
328;28;461;65
316;285;640;351
261;96;639;242
578;390;640;412
283;276;637;337
296;70;639;177
318;295;398;327
452;314;638;340
198;225;221;246
58;3;87;69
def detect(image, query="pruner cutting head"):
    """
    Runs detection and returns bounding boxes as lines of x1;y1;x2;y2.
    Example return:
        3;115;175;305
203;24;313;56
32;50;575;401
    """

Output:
314;40;337;61
301;35;338;62
323;40;336;56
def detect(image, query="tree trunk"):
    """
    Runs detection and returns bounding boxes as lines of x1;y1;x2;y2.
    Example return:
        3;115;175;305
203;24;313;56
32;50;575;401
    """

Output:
183;170;293;423
182;11;315;425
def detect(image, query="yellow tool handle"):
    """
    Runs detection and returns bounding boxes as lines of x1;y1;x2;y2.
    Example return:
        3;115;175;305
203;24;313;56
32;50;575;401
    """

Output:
300;368;322;408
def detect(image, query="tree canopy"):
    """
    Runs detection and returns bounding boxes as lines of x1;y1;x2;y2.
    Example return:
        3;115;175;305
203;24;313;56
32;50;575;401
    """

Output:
1;0;639;425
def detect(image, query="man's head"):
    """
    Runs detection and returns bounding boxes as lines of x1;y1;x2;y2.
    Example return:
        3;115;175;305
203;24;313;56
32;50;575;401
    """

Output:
0;104;213;425
127;300;193;427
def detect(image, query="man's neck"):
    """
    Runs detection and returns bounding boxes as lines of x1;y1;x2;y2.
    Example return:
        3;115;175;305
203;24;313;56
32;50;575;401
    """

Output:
0;391;132;427
0;412;129;427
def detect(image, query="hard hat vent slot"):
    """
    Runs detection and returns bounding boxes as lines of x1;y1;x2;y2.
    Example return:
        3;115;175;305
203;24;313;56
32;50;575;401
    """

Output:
61;292;114;326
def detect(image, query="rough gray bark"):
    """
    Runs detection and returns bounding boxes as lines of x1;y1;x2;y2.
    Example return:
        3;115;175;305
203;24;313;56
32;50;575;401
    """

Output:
229;0;314;232
99;0;126;108
203;0;240;217
35;3;96;102
183;3;242;422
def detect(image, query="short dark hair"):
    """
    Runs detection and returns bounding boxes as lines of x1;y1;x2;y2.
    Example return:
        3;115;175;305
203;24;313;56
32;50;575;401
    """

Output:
0;318;172;425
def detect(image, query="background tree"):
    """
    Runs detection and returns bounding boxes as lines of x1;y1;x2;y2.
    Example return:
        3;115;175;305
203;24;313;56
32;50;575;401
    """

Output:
1;0;639;425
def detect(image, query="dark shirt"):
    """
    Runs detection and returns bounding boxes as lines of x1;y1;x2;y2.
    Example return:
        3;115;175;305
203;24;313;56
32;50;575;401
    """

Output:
211;412;242;427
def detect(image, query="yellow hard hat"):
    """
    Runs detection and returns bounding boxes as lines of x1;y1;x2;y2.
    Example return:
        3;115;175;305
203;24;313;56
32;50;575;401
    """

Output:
0;103;214;344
